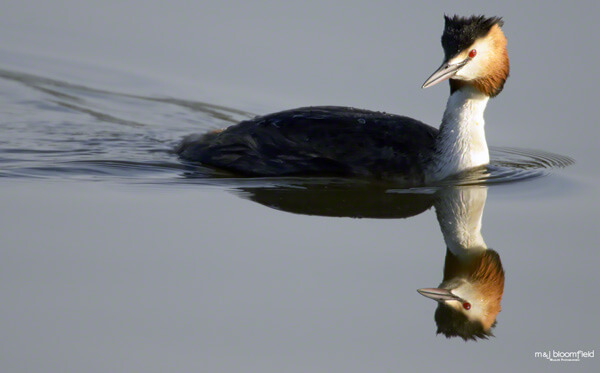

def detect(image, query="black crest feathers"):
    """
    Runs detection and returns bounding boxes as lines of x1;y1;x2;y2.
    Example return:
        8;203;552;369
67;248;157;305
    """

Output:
442;15;504;60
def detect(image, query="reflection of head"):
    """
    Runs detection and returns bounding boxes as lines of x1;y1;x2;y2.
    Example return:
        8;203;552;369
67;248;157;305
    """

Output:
434;249;504;340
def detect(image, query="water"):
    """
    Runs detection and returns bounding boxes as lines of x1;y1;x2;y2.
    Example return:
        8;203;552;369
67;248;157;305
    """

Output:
0;68;573;185
1;2;599;372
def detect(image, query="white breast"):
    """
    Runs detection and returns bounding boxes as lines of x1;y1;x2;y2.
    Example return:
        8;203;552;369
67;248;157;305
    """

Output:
427;87;490;181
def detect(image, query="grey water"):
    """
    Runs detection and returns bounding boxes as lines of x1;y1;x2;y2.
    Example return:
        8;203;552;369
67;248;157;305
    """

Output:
1;1;599;372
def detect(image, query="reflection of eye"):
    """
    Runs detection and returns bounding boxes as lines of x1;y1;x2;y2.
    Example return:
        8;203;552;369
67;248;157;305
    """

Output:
462;302;471;310
468;49;477;58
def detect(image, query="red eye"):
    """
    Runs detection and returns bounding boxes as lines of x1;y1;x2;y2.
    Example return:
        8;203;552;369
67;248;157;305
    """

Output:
468;49;477;58
463;302;471;310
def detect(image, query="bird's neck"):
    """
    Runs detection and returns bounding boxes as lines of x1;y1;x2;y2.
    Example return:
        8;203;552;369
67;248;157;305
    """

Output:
427;86;490;181
434;187;488;258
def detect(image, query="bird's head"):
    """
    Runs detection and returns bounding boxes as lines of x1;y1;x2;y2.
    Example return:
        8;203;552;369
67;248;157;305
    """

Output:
422;15;510;97
418;249;505;341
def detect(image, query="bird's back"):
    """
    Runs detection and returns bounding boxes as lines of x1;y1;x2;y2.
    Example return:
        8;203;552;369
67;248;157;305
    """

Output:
177;106;438;182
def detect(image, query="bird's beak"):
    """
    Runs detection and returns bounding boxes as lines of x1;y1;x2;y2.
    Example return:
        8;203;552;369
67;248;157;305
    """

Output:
417;288;462;302
422;58;469;89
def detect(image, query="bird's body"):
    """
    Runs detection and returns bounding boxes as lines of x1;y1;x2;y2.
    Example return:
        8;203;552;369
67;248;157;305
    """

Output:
177;106;437;183
177;15;510;184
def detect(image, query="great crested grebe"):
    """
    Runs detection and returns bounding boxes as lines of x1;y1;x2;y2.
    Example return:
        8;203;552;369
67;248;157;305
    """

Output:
177;15;510;184
418;187;504;340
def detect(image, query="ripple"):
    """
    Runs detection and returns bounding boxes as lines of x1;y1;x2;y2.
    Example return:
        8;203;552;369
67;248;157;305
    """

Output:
172;146;574;190
0;67;573;187
433;147;575;187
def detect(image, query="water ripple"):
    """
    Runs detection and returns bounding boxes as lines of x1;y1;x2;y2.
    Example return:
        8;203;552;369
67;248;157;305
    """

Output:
427;146;575;187
0;68;573;188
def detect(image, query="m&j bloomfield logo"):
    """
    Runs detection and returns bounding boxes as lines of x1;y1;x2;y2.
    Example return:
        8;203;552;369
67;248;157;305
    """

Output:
534;350;595;362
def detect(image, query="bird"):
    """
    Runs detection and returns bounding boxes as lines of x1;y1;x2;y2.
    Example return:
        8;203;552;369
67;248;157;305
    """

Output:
417;187;505;340
177;15;510;185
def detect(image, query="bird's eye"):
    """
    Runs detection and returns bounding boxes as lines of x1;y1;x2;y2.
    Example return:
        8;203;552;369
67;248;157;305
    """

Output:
468;49;477;58
462;302;471;310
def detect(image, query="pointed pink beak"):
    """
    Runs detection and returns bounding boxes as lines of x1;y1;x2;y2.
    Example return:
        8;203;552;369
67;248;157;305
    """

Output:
417;288;462;302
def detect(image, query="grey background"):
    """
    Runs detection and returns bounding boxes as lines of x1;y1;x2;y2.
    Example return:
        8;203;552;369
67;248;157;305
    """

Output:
1;1;599;372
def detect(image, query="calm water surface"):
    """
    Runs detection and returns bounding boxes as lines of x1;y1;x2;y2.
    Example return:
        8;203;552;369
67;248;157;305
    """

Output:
1;2;599;372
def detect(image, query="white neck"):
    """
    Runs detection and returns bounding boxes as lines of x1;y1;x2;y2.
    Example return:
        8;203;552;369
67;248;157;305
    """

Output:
434;187;488;257
427;87;490;181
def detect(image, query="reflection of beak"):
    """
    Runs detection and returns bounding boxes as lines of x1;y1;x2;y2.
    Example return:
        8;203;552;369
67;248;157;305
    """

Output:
417;288;462;302
422;58;469;88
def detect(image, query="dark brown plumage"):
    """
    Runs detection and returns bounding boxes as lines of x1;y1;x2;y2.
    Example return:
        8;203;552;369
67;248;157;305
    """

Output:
177;106;437;183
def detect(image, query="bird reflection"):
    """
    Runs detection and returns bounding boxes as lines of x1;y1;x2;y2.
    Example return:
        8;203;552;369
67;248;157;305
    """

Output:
236;180;434;218
231;179;504;341
418;187;504;340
